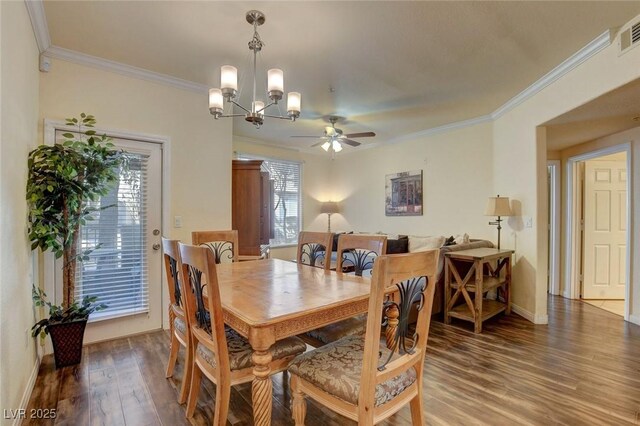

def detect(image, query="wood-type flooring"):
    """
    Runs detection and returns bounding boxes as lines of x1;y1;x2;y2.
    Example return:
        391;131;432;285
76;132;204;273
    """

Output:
24;296;640;425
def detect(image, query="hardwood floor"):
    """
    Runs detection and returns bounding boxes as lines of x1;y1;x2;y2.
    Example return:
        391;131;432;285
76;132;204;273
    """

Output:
24;296;640;425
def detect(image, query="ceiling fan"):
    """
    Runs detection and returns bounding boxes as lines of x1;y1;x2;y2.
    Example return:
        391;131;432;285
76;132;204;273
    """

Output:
290;117;375;153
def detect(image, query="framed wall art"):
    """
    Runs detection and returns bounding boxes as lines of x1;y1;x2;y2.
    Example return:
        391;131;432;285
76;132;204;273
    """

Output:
385;170;423;216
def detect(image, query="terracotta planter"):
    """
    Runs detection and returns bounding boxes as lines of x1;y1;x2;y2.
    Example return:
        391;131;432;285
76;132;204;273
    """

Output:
48;319;87;368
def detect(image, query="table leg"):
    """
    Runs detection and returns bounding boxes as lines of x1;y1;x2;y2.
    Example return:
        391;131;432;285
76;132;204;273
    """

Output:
474;260;483;333
250;331;276;426
444;257;451;325
506;255;512;315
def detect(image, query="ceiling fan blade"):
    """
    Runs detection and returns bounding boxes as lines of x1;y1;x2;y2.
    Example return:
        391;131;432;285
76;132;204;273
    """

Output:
290;135;323;138
341;138;361;147
344;132;376;138
310;140;328;148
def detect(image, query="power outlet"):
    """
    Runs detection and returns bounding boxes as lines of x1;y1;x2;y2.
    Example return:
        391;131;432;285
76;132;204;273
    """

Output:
174;216;183;228
524;216;533;228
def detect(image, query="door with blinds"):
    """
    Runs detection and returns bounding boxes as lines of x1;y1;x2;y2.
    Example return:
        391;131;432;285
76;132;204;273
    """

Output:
54;132;163;343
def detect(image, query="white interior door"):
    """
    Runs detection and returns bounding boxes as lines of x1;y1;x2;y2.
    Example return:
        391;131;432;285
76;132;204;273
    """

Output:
582;159;626;299
54;133;164;343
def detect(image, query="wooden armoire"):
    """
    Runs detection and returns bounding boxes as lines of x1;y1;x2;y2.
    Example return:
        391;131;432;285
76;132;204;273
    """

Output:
231;160;274;256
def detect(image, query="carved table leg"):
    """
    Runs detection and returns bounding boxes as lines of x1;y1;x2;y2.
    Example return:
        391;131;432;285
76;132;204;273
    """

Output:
251;330;275;426
385;303;399;350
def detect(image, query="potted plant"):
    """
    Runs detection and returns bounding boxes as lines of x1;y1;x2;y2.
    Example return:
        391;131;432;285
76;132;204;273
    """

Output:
27;113;124;368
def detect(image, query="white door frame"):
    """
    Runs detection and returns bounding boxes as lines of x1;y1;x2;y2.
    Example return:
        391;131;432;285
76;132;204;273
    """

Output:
42;119;172;350
564;143;631;321
547;160;561;296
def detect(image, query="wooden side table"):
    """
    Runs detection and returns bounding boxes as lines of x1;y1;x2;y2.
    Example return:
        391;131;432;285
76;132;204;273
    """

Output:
444;248;514;333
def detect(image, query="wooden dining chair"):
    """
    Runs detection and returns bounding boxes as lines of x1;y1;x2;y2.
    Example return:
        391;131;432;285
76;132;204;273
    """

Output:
177;243;307;423
303;234;388;347
289;249;439;425
162;238;191;404
191;230;239;264
336;234;388;277
297;231;333;270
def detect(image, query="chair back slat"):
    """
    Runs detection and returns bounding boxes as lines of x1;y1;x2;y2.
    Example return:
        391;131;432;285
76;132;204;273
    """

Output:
178;243;230;372
192;230;239;263
297;231;333;270
336;234;387;276
162;238;184;311
358;249;439;413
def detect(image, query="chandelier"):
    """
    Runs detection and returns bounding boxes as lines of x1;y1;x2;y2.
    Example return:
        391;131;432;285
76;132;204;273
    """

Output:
208;10;301;128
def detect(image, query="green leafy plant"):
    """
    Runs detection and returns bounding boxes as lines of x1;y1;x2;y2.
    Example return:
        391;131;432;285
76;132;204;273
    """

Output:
31;285;107;338
27;114;125;308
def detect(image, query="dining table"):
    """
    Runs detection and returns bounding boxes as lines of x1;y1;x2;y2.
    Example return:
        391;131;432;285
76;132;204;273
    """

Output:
215;258;374;426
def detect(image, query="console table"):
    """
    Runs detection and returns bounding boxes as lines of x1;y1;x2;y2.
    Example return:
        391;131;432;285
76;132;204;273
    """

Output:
444;248;514;333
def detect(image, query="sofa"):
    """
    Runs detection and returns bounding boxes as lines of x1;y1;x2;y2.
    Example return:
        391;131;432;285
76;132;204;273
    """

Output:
330;233;495;316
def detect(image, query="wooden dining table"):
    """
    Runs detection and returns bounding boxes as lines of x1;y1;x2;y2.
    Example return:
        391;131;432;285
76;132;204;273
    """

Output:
215;258;372;426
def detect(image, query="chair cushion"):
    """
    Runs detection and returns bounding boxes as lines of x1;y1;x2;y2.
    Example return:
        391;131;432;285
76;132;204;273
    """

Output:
197;328;307;371
289;335;417;407
174;317;187;335
305;314;366;345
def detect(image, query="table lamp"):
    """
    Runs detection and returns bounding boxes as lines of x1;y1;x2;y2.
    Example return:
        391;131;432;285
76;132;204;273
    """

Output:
320;201;339;232
484;195;512;249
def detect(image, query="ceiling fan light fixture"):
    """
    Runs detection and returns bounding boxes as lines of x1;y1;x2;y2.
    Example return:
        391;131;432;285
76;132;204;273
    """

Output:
208;11;301;127
321;141;331;151
332;140;343;152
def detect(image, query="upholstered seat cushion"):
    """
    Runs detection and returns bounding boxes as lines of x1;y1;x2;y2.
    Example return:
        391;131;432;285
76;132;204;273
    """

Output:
197;328;307;371
174;317;187;335
305;314;366;345
288;335;417;407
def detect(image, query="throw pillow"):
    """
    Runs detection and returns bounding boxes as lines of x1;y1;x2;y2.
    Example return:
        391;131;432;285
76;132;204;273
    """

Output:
386;235;409;254
454;233;470;245
408;235;446;252
443;236;456;246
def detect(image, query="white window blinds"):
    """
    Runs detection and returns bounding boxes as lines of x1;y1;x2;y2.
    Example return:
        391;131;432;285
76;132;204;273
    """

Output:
237;154;302;246
57;130;151;318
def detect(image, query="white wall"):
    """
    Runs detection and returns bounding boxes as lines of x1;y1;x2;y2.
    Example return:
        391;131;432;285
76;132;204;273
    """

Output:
39;59;233;242
329;122;495;241
0;1;41;422
233;137;332;260
495;26;640;323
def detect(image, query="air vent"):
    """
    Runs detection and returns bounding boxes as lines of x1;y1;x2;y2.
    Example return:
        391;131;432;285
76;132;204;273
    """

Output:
619;18;640;55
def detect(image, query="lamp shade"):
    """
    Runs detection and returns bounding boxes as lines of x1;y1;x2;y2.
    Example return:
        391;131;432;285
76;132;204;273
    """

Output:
485;196;512;216
320;201;339;214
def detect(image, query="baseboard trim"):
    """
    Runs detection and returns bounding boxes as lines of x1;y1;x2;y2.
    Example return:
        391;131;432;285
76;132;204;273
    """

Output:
15;357;41;426
629;314;640;326
511;303;549;324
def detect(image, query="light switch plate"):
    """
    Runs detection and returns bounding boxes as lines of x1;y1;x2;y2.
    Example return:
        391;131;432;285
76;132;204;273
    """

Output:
174;216;182;228
524;216;533;228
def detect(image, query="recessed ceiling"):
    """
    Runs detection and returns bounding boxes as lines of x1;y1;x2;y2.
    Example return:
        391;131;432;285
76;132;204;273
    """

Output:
43;1;640;150
545;77;640;151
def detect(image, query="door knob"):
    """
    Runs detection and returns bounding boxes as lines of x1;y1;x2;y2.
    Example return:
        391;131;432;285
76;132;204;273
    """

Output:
152;243;161;251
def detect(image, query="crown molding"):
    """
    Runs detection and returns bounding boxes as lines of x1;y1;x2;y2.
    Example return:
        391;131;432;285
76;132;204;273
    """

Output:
43;46;209;94
491;29;613;120
25;0;51;52
387;114;493;145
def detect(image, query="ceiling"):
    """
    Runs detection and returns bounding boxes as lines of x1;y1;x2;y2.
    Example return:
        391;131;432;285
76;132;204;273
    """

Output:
43;1;640;151
545;77;640;151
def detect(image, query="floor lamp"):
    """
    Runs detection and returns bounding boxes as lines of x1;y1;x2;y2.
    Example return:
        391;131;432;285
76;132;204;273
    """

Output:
485;195;512;250
320;201;339;233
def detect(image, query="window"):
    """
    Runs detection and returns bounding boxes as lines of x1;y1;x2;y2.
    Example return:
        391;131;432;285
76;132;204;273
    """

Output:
237;154;302;246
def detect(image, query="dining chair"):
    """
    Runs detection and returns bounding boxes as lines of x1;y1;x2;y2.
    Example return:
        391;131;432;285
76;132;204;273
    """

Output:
162;238;191;404
303;234;387;347
191;230;239;264
336;234;387;277
289;249;439;425
177;243;307;423
297;231;333;270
